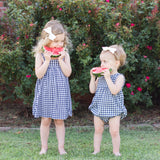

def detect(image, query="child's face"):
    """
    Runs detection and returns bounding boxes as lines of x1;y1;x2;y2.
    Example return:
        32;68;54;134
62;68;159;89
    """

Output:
48;33;65;48
100;52;119;69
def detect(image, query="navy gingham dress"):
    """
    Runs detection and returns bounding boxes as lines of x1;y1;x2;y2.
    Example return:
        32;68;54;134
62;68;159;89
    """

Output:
89;73;127;122
32;54;72;120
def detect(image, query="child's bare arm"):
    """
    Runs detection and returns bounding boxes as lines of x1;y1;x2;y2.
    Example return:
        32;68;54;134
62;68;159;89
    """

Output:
35;53;50;79
59;52;72;77
89;70;98;94
105;74;125;95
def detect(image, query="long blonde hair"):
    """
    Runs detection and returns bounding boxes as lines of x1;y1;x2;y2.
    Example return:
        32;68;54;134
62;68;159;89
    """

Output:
33;19;72;57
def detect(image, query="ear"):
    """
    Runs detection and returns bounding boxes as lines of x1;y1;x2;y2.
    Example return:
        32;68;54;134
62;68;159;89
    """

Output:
116;60;120;67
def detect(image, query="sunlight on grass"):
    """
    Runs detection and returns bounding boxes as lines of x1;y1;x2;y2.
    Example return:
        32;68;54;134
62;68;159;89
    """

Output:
0;126;159;160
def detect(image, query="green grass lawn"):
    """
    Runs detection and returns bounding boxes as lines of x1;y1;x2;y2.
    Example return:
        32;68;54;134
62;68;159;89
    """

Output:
0;126;160;160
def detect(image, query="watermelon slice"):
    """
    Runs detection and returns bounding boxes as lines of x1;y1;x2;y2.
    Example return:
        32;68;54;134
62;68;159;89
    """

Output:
92;67;112;77
43;46;63;58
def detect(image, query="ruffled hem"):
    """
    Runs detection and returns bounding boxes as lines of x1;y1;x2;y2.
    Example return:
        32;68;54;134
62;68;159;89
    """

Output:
33;114;72;120
90;110;127;123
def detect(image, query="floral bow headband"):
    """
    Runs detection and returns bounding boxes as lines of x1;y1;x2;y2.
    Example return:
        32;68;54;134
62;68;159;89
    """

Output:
102;46;117;54
44;27;56;40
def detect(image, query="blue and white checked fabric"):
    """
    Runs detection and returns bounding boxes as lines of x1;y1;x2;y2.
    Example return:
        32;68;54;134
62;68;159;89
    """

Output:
89;73;127;122
32;54;72;120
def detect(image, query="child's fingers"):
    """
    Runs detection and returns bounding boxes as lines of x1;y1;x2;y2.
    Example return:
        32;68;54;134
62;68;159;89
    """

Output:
44;50;52;56
60;51;66;56
103;69;110;78
44;52;52;61
104;70;110;75
90;69;96;77
61;52;66;57
59;51;66;59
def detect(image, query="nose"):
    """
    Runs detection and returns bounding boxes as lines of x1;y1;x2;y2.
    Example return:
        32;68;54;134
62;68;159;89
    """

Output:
101;62;104;67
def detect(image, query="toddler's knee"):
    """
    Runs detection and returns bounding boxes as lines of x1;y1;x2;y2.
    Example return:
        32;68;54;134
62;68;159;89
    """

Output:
110;129;119;137
95;126;104;134
54;119;64;126
41;118;51;126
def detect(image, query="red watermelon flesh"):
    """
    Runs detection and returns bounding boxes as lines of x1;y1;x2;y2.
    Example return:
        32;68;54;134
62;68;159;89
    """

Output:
92;67;108;73
92;67;111;77
43;46;63;57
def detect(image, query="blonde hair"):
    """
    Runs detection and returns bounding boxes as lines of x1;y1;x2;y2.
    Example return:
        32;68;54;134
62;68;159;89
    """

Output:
33;19;72;57
101;45;126;67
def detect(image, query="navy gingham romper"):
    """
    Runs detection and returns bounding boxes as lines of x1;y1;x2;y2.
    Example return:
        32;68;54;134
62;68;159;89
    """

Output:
89;73;127;122
32;54;72;120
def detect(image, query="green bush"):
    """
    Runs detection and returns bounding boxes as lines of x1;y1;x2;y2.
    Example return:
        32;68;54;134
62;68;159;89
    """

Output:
0;0;160;110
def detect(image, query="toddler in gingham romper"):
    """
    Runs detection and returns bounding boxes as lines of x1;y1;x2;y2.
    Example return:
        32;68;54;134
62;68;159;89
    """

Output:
89;45;127;156
32;20;72;155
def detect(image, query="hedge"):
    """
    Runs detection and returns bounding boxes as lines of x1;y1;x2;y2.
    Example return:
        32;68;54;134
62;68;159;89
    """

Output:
0;0;160;111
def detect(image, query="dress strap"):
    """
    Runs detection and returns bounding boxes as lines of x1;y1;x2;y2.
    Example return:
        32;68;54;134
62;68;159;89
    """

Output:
41;53;45;61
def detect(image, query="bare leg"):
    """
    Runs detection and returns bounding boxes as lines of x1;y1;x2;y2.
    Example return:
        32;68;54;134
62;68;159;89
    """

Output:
92;116;104;154
109;116;121;156
54;119;67;155
39;117;52;155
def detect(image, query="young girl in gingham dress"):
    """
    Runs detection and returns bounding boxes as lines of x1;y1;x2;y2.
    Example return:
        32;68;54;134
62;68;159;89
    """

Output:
32;20;72;155
89;45;127;156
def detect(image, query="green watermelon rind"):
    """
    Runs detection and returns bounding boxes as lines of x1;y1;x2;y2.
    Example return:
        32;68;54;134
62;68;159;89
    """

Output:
92;68;112;77
51;54;61;58
42;47;45;52
92;72;103;77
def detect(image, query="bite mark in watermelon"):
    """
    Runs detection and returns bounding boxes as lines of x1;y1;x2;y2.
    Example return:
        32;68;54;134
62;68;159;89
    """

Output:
92;67;112;77
43;46;63;58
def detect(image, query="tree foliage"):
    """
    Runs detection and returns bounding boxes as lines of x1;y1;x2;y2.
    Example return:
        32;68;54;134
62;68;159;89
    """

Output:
0;0;160;110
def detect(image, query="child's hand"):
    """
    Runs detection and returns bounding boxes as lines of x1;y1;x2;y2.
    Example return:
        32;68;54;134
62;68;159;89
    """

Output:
44;50;52;62
102;69;111;79
90;69;96;79
59;51;66;60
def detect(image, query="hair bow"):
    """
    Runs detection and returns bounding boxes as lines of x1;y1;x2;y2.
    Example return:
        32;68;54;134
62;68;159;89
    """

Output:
102;47;117;54
44;27;56;40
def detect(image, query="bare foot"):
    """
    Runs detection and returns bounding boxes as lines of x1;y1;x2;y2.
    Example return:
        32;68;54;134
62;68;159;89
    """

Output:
92;151;100;155
59;148;67;155
114;152;121;156
39;148;47;155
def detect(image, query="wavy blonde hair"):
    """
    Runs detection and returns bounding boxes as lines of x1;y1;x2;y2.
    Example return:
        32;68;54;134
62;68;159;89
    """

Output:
101;45;126;67
33;19;72;57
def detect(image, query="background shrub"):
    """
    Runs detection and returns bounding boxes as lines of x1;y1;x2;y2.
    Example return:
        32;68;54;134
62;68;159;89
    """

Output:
0;0;160;111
